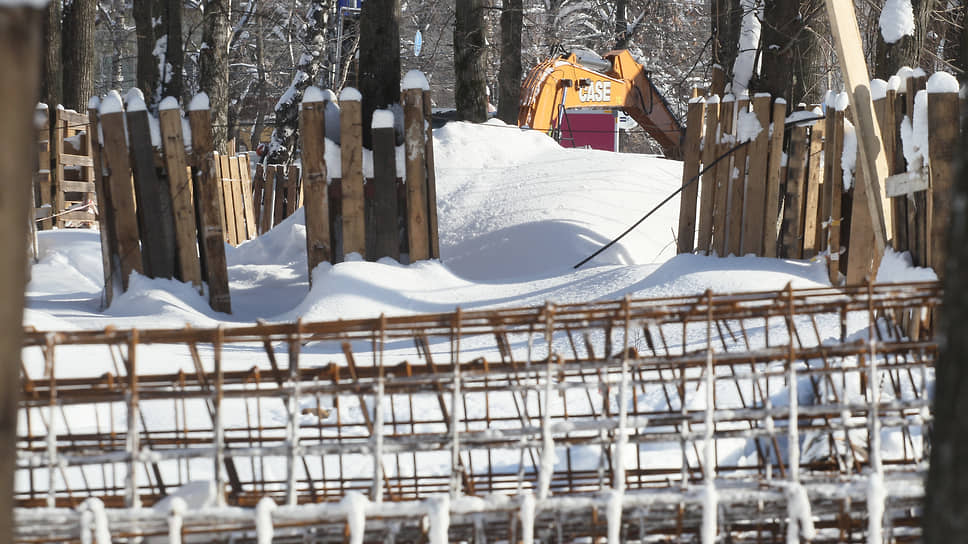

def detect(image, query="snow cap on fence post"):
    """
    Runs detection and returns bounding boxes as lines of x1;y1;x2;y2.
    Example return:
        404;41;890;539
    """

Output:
402;70;430;91
99;90;124;115
927;71;959;94
342;491;369;544
339;87;362;102
87;95;100;111
372;109;395;130
302;85;325;105
124;88;147;112
188;92;210;112
255;496;277;544
159;96;180;111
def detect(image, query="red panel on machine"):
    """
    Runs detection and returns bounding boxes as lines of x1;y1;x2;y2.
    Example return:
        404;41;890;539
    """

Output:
557;110;617;152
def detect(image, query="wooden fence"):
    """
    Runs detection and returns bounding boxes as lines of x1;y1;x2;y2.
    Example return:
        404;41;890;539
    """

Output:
676;74;959;287
34;105;97;229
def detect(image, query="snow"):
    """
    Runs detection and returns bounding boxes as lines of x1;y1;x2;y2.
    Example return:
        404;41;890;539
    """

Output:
402;70;430;91
125;88;147;112
166;497;187;544
339;87;362;102
99;90;124;115
188;92;210;112
87;96;100;111
900;90;929;170
372;109;395;129
880;0;915;44
736;110;762;142
887;75;902;92
343;492;368;544
731;0;762;95
0;0;49;8
520;493;536;544
927;71;959;93
255;497;276;544
842;119;857;190
870;79;888;101
427;496;450;544
867;472;886;544
158;96;180;111
80;498;110;544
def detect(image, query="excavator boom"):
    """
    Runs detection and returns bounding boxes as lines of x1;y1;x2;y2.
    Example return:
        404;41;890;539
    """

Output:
518;50;683;158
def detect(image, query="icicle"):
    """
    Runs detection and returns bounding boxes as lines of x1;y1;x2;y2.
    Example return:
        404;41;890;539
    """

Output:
255;497;277;544
343;491;368;544
167;497;187;544
520;492;536;544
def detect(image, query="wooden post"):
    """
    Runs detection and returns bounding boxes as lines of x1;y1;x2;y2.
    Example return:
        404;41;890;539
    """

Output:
98;96;143;289
727;96;750;256
341;92;366;260
301;96;331;282
403;85;429;262
697;97;720;254
825;108;846;285
215;153;238;245
910;78;928;267
52;109;66;228
875;91;903;252
712;96;735;256
127;101;176;278
284;163;302;218
710;65;726;97
742;94;772;256
802;120;825;258
826;0;892;263
260;165;276;235
252;163;265;230
238;156;257;241
927;87;959;281
846;156;876;284
36;104;52;230
423;89;440;259
780;125;809;259
273;163;288;227
677;97;705;254
763;100;787;258
372;110;400;261
159;103;202;288
188;100;231;313
88;101;117;305
226;154;246;244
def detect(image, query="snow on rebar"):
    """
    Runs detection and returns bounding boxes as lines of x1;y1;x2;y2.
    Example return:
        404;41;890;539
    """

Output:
702;347;718;543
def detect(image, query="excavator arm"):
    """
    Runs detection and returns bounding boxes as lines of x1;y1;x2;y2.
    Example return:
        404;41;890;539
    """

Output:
518;50;683;159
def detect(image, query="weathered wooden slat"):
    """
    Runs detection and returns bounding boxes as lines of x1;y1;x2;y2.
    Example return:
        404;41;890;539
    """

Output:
741;95;772;256
127;106;176;278
35;105;52;230
802;121;825;258
227;155;246;244
251;164;265;229
712;97;734;256
260;165;276;235
57;210;97;221
215;153;237;245
87;105;116;305
59;181;96;193
239;156;257;241
845;158;876;284
927;89;958;281
824;109;846;285
372;120;400;261
341;98;365;260
57;109;89;125
727;97;749;256
188;106;231;313
910;77;928;267
763;100;786;258
885;170;929;197
301;99;331;281
676;98;704;254
423;89;440;259
875;91;903;252
273;163;288;227
403;87;429;262
53;111;66;228
58;154;94;168
696;98;720;254
159;106;202;288
780;125;808;259
98;110;143;289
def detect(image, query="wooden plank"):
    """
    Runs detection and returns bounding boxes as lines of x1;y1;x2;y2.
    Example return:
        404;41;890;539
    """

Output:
927;90;959;281
58;154;94;168
801;121;825;258
403;87;429;262
676;97;705;254
887;89;908;252
910;77;928;267
88;105;116;305
59;181;96;193
159;106;202;288
780;125;808;259
273;163;288;227
252;163;265;229
98;110;143;289
825;0;891;261
188;106;231;313
227;155;246;244
127;106;176;278
300;99;331;281
215;153;237;245
35;105;51;230
712;97;734;256
284;164;301;217
763;100;787;258
423;89;440;259
340;98;365;260
846;158;876;284
372;120;400;261
885;170;929;197
824;108;846;285
260;165;276;234
741;94;772;256
58;109;89;125
239;156;257;241
696;98;720;254
53;111;66;228
727;96;749;256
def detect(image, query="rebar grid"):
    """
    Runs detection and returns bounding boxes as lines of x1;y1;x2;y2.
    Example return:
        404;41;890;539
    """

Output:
15;281;939;542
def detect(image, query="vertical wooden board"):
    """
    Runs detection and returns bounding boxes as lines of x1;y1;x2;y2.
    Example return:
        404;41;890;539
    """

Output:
801;121;825;258
216;153;239;245
188;107;231;313
98;111;143;289
780;126;808;259
911;77;928;267
227;156;246;243
301;101;331;280
742;95;772;256
696;99;721;254
88;107;116;304
403;88;429;262
53;112;66;228
127;108;176;279
159;107;202;288
763;101;787;258
260;165;276;234
710;65;726;97
886;90;908;252
79;111;95;207
676;98;705;254
423;89;440;259
712;98;734;256
273;163;288;226
284;165;300;217
727;97;749;256
825;109;846;285
239;157;257;241
876;92;903;251
372;126;400;261
825;0;892;257
845;159;876;284
341;99;366;259
252;163;265;229
928;91;959;281
36;104;51;230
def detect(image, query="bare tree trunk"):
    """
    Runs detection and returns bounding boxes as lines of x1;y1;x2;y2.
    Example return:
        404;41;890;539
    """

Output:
359;0;400;147
0;6;43;541
758;0;825;106
496;0;522;124
200;0;231;152
62;0;96;111
455;0;487;123
164;0;184;100
614;0;628;50
875;0;937;78
44;0;62;109
711;0;742;83
133;0;158;102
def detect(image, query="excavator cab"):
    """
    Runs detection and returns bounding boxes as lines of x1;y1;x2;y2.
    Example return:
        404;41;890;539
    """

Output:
518;49;683;159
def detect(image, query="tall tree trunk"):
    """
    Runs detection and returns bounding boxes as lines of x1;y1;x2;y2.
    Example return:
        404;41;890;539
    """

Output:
133;0;158;102
62;0;96;111
496;0;523;124
359;0;400;147
44;0;62;109
614;0;629;50
163;0;184;101
875;0;937;79
0;7;43;542
758;0;825;106
455;0;487;123
200;0;231;152
711;0;742;84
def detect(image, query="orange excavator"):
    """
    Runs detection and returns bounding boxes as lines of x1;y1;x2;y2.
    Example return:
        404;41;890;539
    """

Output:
518;49;683;158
